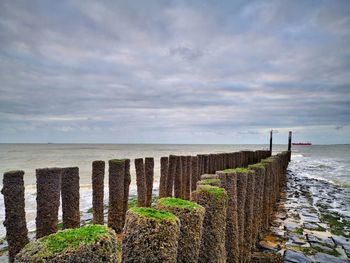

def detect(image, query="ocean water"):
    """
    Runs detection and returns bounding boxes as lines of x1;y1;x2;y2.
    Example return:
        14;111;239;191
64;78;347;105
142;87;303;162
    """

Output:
0;143;349;238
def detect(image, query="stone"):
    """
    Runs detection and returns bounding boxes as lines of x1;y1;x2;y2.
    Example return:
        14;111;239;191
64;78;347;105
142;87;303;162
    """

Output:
314;252;348;263
284;250;312;263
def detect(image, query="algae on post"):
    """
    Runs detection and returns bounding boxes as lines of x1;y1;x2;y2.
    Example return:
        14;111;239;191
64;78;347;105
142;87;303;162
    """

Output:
158;197;202;211
129;207;177;223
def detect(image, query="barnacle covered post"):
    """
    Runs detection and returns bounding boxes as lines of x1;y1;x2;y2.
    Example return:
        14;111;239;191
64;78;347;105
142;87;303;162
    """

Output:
122;207;180;263
166;155;177;197
108;159;125;233
217;170;239;263
192;185;228;263
92;160;105;225
135;158;146;207
159;156;169;198
157;198;205;263
61;167;80;229
123;159;131;225
2;170;29;263
191;156;199;192
145;157;154;207
15;225;118;263
36;168;61;239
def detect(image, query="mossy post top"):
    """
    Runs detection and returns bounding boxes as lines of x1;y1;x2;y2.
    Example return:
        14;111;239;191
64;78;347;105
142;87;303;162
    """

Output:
248;163;266;171
20;225;111;259
194;185;228;200
223;167;253;174
109;159;127;164
198;178;221;185
128;207;178;223
158;197;204;212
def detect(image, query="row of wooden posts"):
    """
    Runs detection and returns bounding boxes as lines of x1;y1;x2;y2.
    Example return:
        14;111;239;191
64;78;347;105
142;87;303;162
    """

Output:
2;149;272;262
122;150;291;263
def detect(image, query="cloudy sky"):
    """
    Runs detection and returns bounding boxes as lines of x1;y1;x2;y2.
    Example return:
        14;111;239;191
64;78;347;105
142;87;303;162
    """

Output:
0;0;349;144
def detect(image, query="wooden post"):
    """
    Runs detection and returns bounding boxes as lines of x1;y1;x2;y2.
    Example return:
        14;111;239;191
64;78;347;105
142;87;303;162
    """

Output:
145;157;154;207
61;167;80;229
159;157;169;198
166;155;177;197
174;156;182;198
108;159;125;233
135;158;146;207
270;130;273;155
36;168;61;238
2;171;29;263
288;131;292;151
92;161;105;225
123;159;131;226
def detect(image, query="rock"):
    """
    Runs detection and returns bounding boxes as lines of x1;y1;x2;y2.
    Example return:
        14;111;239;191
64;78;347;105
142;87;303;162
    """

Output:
289;234;307;245
284;250;312;263
332;235;350;247
314;252;348;263
258;240;281;251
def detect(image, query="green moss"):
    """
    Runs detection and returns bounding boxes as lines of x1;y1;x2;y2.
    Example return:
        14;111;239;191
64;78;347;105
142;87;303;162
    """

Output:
293;227;304;235
39;225;109;255
130;207;177;223
223;168;251;173
158;197;202;211
109;159;126;164
56;222;63;230
248;163;266;170
320;211;350;238
198;178;221;185
286;245;316;255
196;185;227;199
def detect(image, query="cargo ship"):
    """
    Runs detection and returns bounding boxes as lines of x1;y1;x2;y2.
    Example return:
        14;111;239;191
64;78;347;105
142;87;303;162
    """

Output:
292;142;312;146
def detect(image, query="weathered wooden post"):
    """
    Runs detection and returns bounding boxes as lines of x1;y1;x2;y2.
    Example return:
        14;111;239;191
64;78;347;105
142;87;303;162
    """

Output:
108;159;125;233
158;198;205;263
243;169;255;261
122;207;180;263
181;156;187;199
92;160;105;225
145;157;154;207
185;156;191;199
135;158;146;207
123;159;131;225
288;131;292;161
159;156;169;198
2;171;29;263
270;130;273;155
36;168;61;239
61;167;80;229
217;170;239;263
166;155;177;197
191;156;199;192
174;156;182;198
192;185;228;263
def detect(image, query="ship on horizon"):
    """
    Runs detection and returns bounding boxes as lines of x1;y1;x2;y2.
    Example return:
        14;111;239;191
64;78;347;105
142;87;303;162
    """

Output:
292;142;312;146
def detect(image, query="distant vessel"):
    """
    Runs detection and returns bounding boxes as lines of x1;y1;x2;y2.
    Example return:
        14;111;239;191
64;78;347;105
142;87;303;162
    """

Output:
292;142;312;146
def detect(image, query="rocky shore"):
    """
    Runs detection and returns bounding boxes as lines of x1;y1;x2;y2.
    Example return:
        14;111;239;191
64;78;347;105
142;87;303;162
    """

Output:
254;170;350;262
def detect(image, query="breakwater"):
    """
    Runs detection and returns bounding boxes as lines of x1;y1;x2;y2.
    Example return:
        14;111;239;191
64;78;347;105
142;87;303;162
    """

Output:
2;149;291;262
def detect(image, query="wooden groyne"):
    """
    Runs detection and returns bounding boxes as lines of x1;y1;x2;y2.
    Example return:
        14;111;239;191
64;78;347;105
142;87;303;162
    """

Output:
2;147;291;262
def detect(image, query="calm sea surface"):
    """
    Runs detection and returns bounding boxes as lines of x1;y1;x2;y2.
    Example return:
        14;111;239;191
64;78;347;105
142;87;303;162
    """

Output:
0;143;349;237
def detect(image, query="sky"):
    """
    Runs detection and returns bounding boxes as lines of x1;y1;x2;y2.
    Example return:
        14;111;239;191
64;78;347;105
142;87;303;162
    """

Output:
0;0;349;144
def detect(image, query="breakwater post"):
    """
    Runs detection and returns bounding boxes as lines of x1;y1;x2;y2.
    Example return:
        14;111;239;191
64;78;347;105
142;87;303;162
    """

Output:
123;159;131;226
191;156;199;192
166;155;177;197
174;156;182;198
61;167;80;229
157;197;205;263
192;185;228;263
135;158;146;207
92;160;105;225
122;207;180;263
108;159;125;233
2;171;29;263
145;157;154;207
158;156;169;198
36;168;61;239
270;130;273;155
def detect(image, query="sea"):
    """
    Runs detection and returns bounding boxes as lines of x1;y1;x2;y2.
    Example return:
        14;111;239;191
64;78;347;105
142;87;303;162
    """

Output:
0;143;349;238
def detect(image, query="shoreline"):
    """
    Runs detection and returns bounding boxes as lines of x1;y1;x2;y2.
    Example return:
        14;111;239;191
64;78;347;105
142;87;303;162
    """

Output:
254;170;350;262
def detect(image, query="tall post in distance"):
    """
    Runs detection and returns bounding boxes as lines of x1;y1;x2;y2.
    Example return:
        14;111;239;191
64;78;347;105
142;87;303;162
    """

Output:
269;130;273;155
288;131;292;151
